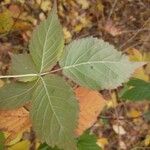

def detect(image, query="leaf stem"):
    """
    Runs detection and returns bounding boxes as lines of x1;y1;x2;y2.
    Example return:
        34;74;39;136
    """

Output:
0;74;38;79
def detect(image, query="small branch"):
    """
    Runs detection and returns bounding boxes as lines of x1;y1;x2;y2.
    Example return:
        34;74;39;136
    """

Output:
99;114;143;120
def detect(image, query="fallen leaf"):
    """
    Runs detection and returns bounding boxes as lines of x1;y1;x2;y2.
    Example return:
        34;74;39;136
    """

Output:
112;125;126;135
106;91;118;108
104;20;122;36
144;135;150;146
8;140;30;150
77;0;90;9
127;109;141;118
75;87;106;136
40;0;51;12
9;4;21;18
97;138;108;149
127;48;149;81
0;10;14;33
127;48;143;61
0;107;31;143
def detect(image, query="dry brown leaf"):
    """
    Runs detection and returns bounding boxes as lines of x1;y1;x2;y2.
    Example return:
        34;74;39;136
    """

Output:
0;107;31;143
75;87;106;136
104;20;122;36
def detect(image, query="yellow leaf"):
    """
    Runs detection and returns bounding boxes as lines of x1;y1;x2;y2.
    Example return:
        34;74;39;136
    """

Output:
127;48;143;61
63;27;72;42
0;10;14;33
133;68;149;81
97;138;108;149
40;0;51;12
127;109;141;118
8;140;30;150
106;92;118;108
75;87;106;136
145;135;150;146
77;0;90;9
5;132;23;146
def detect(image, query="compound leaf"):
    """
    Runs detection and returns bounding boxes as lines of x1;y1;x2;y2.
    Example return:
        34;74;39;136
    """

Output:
31;75;78;150
0;81;38;109
121;78;150;101
60;37;144;90
10;54;38;82
29;2;64;72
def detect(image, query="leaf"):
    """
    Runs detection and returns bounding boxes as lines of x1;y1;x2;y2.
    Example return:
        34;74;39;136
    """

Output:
75;87;106;136
0;132;5;150
59;37;144;90
0;108;31;143
9;54;38;82
7;140;30;150
31;75;78;150
121;78;150;101
77;132;101;150
38;132;101;150
38;143;61;150
112;125;126;135
0;10;13;33
97;138;108;149
29;2;64;72
0;80;38;109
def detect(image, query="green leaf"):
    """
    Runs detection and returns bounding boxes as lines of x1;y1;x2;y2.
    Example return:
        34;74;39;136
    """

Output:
29;2;64;72
38;132;101;150
59;37;144;90
9;54;38;82
121;78;150;101
38;143;61;150
31;75;78;150
0;132;5;150
0;80;38;109
77;132;101;150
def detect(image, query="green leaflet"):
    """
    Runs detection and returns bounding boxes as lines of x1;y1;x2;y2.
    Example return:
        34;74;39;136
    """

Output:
77;132;101;150
29;2;64;72
0;132;5;150
9;54;38;82
38;143;61;150
121;78;150;101
38;132;101;150
59;37;145;90
31;75;78;150
0;80;38;109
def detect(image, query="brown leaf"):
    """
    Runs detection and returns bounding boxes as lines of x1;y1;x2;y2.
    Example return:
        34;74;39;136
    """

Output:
0;107;31;143
104;20;122;36
75;87;106;136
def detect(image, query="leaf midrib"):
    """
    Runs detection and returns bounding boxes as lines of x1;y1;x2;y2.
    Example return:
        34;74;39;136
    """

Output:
40;17;53;73
40;77;62;129
63;60;132;69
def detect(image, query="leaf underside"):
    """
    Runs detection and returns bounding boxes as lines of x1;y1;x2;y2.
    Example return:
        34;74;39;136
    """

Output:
60;37;144;90
10;54;38;82
0;81;37;109
31;75;78;150
29;2;64;72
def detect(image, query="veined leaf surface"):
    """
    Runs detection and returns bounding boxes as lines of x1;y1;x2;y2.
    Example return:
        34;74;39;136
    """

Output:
31;75;78;150
60;37;145;90
10;54;38;82
29;2;64;72
0;81;37;109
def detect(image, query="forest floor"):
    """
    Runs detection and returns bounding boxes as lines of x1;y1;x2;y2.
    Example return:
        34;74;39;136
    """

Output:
0;0;150;150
